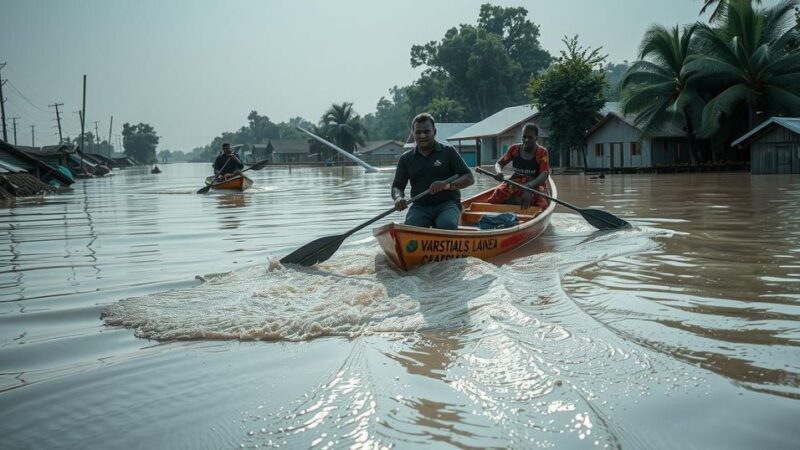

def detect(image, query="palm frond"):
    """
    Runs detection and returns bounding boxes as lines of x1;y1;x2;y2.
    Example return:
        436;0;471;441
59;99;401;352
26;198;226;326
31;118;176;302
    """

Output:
621;84;673;115
699;84;751;137
762;85;800;115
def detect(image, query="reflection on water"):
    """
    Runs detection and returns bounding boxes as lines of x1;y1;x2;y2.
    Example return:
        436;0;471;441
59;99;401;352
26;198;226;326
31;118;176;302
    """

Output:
1;166;799;449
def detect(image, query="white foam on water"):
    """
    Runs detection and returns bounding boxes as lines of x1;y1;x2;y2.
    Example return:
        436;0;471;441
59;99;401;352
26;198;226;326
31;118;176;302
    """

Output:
103;217;663;345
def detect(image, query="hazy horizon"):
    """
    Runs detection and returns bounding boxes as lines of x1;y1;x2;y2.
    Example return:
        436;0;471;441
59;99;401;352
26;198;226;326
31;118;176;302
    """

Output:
1;0;735;152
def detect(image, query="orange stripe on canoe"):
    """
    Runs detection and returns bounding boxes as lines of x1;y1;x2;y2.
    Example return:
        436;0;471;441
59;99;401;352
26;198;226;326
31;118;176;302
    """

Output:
373;178;557;271
204;174;254;191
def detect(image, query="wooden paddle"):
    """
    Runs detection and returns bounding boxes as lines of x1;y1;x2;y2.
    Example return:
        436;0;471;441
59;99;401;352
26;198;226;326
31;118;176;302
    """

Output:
475;167;630;230
197;159;269;194
281;174;461;266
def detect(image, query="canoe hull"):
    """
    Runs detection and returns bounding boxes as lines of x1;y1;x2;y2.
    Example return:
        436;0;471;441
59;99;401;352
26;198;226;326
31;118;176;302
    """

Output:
204;174;253;191
373;178;556;271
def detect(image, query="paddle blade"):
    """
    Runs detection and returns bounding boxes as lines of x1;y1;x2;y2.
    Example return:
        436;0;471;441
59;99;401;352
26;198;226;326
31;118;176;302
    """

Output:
580;208;631;230
280;234;346;266
196;184;213;194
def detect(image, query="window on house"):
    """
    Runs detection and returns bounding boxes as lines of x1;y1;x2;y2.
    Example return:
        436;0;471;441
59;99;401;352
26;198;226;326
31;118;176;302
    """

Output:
595;143;604;156
676;142;682;158
631;142;639;156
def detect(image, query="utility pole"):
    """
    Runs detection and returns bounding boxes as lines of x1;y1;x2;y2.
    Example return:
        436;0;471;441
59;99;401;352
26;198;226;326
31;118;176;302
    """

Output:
10;117;19;145
80;75;86;172
30;124;35;146
107;115;113;156
0;62;7;142
49;102;64;143
93;120;100;154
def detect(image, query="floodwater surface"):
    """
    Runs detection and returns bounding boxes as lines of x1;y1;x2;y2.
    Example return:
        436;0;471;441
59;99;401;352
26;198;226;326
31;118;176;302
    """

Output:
1;163;799;449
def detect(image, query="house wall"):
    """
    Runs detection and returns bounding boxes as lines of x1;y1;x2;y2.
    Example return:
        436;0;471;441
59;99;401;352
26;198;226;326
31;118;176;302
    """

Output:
650;139;691;166
585;118;652;169
479;138;496;165
361;143;405;165
272;152;308;163
750;127;800;174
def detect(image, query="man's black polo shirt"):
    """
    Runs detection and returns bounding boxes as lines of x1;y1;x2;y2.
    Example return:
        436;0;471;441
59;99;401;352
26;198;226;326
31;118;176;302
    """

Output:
392;141;471;207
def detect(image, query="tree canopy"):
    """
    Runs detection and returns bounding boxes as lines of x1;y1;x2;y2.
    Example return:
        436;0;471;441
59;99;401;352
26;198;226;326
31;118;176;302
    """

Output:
528;36;607;167
410;4;551;121
122;123;159;164
320;102;368;153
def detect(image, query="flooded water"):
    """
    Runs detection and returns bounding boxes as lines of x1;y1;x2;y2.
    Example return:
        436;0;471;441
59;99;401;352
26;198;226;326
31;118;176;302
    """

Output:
1;163;799;449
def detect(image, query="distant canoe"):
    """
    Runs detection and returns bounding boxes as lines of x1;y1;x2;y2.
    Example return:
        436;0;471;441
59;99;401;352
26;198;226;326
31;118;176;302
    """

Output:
151;166;162;174
204;174;253;191
373;178;556;271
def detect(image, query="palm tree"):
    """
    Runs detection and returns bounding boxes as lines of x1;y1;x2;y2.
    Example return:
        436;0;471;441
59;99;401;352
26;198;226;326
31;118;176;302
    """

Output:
319;102;368;155
620;24;704;164
687;0;800;145
699;0;761;22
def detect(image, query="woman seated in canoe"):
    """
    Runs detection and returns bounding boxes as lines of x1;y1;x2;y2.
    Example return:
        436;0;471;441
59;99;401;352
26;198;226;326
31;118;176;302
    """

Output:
391;113;474;229
213;142;244;180
486;123;550;209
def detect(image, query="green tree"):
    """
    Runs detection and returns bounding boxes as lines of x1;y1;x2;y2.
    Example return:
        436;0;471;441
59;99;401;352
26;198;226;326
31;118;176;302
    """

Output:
687;0;800;152
405;71;453;117
603;61;630;101
240;110;280;143
362;86;413;140
528;36;607;168
320;102;368;153
122;123;159;164
620;24;704;164
425;98;467;122
277;117;314;140
477;4;552;79
158;149;172;163
410;4;551;120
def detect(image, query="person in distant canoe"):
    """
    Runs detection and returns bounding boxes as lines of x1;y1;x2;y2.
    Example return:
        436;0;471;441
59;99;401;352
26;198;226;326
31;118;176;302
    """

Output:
486;122;550;209
213;142;244;180
392;113;475;230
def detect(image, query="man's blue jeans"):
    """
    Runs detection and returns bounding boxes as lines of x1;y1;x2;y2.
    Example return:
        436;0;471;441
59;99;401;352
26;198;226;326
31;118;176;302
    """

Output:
404;200;461;230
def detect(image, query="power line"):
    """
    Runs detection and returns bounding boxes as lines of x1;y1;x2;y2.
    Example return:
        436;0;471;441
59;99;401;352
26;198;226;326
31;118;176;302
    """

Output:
6;80;48;113
2;65;53;107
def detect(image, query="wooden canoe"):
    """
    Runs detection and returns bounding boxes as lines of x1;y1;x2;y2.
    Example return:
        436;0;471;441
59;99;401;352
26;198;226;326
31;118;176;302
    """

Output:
204;174;253;191
373;178;557;271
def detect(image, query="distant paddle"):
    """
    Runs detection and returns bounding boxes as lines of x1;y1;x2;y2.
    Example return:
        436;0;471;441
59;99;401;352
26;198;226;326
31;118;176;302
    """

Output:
281;174;460;266
197;159;270;194
475;167;630;230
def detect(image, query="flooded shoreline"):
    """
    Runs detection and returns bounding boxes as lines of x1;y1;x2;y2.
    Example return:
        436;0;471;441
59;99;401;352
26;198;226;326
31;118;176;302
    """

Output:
1;164;799;449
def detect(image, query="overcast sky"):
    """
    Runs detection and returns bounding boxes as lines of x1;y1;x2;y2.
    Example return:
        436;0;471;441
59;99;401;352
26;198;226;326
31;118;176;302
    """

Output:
0;0;741;151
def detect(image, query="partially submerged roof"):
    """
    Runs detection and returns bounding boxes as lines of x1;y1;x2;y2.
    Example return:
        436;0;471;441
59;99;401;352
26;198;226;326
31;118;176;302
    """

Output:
448;105;538;140
357;140;404;154
270;139;309;154
0;141;74;185
0;159;27;173
731;117;800;147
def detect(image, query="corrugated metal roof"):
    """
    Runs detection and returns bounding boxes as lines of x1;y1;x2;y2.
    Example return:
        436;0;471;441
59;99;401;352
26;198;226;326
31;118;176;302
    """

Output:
0;159;27;173
270;139;309;154
358;140;404;154
731;117;800;147
586;109;686;139
448;105;538;140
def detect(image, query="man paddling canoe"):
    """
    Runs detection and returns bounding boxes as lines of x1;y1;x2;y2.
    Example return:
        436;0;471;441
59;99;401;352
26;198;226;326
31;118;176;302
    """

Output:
391;113;474;230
